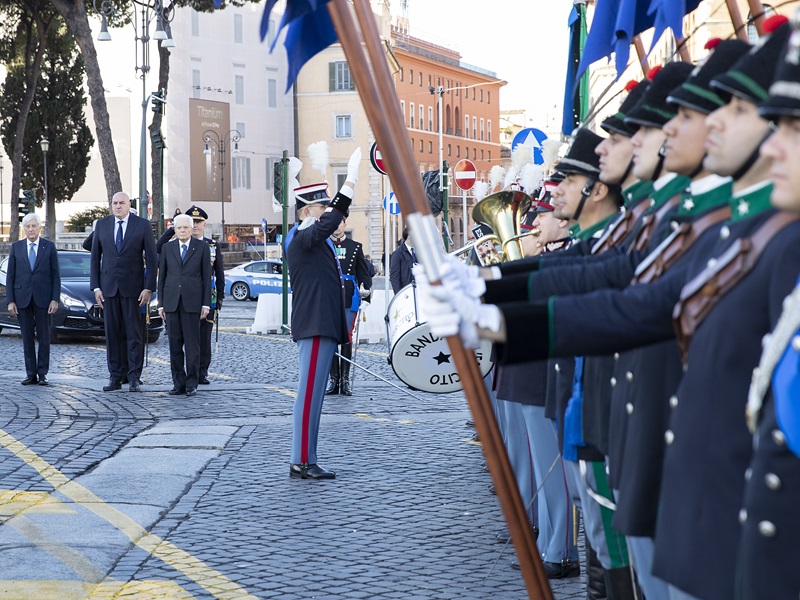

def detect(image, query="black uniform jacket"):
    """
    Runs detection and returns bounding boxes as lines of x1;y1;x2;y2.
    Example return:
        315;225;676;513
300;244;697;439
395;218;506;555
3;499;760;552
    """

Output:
331;236;372;307
286;203;348;343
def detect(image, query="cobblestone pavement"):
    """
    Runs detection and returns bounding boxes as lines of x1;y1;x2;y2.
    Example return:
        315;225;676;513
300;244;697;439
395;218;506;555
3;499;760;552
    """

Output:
0;300;586;599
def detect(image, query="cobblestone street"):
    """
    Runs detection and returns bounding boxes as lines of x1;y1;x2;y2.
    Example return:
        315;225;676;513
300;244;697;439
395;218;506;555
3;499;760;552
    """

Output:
0;300;585;599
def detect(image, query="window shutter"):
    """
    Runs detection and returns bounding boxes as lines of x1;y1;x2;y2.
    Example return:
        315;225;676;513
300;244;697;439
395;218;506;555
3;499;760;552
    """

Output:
329;63;336;92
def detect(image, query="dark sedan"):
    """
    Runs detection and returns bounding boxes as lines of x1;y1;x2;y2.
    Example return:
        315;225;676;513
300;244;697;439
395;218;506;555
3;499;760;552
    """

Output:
0;250;163;342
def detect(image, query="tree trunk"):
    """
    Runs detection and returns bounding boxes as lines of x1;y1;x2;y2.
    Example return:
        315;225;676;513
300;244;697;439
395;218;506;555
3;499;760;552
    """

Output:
9;16;47;242
49;0;121;206
149;42;170;236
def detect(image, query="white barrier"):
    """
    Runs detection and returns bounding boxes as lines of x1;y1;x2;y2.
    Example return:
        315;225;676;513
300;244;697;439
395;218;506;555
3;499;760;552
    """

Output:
247;290;392;344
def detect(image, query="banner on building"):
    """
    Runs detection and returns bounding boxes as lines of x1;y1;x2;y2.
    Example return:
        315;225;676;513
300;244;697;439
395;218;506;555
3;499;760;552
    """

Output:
190;99;232;203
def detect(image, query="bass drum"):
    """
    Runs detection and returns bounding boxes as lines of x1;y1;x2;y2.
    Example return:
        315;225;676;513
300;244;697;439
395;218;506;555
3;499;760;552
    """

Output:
385;283;494;394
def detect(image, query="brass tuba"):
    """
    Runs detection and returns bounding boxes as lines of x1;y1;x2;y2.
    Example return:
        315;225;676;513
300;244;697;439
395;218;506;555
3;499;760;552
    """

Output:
472;190;535;264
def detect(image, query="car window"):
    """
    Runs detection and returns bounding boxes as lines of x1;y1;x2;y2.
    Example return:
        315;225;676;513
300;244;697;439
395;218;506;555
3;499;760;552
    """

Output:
244;264;256;273
270;263;282;274
58;253;92;278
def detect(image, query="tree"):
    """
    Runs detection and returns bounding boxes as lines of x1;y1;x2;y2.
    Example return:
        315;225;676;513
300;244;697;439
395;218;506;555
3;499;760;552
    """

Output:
67;204;108;232
0;24;94;240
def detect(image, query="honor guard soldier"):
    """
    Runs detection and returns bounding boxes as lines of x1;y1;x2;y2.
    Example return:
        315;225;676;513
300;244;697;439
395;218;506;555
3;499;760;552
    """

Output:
286;147;361;480
185;205;225;385
325;213;372;396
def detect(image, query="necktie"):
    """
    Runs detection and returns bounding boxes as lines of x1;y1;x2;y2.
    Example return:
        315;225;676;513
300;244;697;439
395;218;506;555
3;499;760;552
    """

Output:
28;243;36;269
115;220;124;252
411;248;418;264
181;243;187;262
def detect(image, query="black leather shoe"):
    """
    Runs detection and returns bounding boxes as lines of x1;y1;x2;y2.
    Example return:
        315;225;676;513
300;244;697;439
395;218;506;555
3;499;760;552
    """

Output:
103;379;122;392
21;375;38;385
168;387;186;395
198;376;211;385
289;463;336;480
325;377;339;395
185;388;197;396
129;380;141;392
38;376;49;386
471;431;480;442
340;379;352;396
542;560;580;579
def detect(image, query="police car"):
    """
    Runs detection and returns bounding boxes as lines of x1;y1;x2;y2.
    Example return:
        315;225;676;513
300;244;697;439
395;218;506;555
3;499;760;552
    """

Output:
223;259;289;301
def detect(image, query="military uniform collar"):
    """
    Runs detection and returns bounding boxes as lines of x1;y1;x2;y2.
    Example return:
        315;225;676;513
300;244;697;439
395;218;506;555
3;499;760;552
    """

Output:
677;175;732;216
729;180;773;222
622;180;654;207
652;172;679;192
570;212;618;241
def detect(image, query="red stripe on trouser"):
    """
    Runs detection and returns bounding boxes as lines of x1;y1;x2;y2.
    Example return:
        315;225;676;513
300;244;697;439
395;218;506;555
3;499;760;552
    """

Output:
301;336;321;464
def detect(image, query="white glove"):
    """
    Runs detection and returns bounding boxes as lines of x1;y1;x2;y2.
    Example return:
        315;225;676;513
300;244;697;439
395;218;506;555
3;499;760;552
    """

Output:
416;273;461;339
441;254;486;299
347;147;362;184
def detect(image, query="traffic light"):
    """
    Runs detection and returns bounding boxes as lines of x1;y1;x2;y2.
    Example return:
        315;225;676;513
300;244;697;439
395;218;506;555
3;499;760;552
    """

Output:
18;190;35;223
150;129;164;150
273;160;282;202
151;89;166;115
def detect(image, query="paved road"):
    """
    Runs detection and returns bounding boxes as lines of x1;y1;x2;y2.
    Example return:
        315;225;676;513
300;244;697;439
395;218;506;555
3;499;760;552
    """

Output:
0;299;585;599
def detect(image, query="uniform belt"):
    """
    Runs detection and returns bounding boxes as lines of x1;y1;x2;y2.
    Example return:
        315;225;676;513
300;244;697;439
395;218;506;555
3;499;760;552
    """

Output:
627;193;681;255
591;197;650;255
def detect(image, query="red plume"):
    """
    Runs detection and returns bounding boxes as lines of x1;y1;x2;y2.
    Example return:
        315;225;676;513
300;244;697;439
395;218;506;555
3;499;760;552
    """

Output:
763;14;789;34
646;65;662;80
624;79;639;92
704;37;722;50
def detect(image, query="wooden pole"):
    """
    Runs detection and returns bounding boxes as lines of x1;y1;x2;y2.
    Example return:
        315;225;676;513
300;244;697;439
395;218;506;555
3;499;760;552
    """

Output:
326;1;552;598
747;0;766;36
726;0;750;41
633;35;649;77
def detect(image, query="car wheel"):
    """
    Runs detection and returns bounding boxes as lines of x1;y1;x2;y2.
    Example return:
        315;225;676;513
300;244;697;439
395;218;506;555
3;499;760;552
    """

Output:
231;282;250;301
147;331;161;344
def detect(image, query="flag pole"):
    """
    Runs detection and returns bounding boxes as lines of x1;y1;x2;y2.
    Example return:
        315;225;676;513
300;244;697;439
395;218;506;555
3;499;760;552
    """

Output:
726;0;750;40
747;0;766;36
326;1;551;598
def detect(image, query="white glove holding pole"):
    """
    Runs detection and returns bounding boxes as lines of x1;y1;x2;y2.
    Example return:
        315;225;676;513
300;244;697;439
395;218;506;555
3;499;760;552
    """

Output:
347;147;362;185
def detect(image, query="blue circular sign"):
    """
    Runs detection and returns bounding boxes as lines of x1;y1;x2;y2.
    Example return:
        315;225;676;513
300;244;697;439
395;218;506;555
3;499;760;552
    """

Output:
511;128;549;165
383;192;401;215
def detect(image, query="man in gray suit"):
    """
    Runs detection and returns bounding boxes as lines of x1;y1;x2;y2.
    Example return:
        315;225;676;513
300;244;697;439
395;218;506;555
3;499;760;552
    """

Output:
6;213;60;385
157;214;211;396
90;192;157;392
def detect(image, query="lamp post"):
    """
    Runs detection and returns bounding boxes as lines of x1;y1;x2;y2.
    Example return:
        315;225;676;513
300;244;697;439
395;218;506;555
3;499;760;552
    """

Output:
429;85;448;250
94;0;175;208
40;138;49;236
202;129;241;242
0;153;4;237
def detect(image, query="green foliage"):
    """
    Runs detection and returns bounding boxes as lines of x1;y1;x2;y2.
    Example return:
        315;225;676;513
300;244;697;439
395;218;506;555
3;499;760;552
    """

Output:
0;23;93;207
66;204;109;232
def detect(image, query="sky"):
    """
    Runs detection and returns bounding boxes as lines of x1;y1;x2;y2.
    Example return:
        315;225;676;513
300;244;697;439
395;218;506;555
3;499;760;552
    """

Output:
394;0;575;133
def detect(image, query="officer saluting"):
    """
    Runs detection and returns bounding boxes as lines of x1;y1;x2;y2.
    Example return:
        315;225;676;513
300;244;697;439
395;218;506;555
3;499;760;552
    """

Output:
185;205;224;385
326;213;372;396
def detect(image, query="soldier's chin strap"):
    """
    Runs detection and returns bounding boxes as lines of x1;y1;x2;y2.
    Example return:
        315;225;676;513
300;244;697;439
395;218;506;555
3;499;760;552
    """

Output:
731;130;772;182
653;141;668;180
619;159;634;188
572;178;597;222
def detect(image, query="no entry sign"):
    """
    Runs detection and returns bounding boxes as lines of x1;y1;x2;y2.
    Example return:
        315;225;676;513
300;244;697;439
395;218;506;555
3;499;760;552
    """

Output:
453;159;477;191
370;142;387;175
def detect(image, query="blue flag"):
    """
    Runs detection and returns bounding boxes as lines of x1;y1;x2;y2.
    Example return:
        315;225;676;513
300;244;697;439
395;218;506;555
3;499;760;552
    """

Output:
613;0;654;79
575;0;619;84
647;0;702;54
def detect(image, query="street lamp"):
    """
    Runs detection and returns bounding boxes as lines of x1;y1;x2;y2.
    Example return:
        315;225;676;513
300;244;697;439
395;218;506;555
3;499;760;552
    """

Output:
40;138;49;233
202;129;241;242
94;0;175;209
429;85;448;249
0;153;4;236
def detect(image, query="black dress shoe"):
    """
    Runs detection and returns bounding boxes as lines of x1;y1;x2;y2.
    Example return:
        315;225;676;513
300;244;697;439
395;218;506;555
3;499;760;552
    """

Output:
198;376;211;385
340;380;352;396
129;380;141;392
289;463;336;480
38;376;49;386
541;560;580;579
494;529;511;544
168;387;186;395
21;375;38;385
103;379;122;392
185;388;197;396
325;377;339;395
466;419;475;428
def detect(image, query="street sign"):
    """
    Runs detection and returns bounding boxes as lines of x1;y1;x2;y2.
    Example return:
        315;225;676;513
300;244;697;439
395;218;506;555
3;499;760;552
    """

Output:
453;159;477;191
383;192;401;215
370;142;388;175
261;217;268;232
511;127;549;164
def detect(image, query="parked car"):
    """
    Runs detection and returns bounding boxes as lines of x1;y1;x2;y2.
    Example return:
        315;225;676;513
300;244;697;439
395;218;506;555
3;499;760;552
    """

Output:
224;259;289;301
0;250;164;342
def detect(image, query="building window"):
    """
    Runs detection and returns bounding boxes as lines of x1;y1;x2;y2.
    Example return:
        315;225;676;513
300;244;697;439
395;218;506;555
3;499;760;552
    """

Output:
488;120;492;143
447;144;451;157
428;107;433;131
481;149;484;160
191;10;199;36
473;148;476;160
428;74;432;87
235;75;244;104
465;115;469;139
419;72;422;86
480;118;484;141
232;156;251;190
456;146;461;158
419;139;423;152
410;102;415;128
472;88;476;100
488;151;491;161
401;100;405;122
266;19;277;46
400;69;404;82
234;14;243;43
192;69;201;97
472;116;477;139
267;157;276;191
410;69;413;84
419;105;424;130
428;141;433;154
236;122;246;138
329;61;354;91
487;90;491;104
268;78;277;108
480;89;483;102
335;114;352;138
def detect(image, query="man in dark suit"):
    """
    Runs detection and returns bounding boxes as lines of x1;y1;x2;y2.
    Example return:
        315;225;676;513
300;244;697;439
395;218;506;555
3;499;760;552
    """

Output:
90;192;157;392
6;213;61;385
157;214;211;396
389;227;415;293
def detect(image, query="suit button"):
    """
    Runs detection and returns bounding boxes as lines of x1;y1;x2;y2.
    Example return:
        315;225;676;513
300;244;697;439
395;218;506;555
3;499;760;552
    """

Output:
765;473;782;491
745;467;752;482
664;430;675;445
610;377;617;388
707;258;718;269
625;371;633;382
720;226;730;240
739;508;747;523
670;220;679;231
670;395;678;409
613;352;619;360
554;363;561;373
625;402;634;415
758;521;777;538
772;429;787;447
